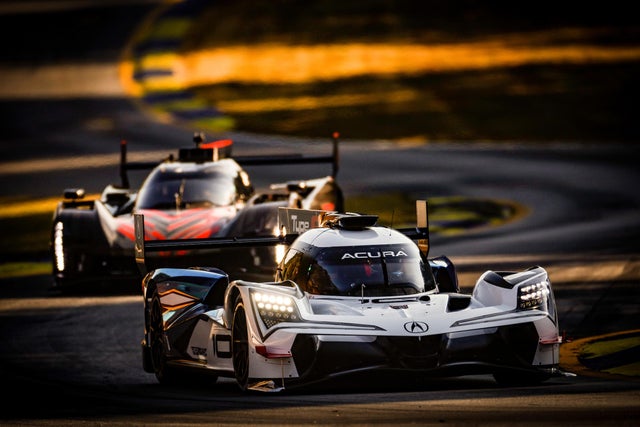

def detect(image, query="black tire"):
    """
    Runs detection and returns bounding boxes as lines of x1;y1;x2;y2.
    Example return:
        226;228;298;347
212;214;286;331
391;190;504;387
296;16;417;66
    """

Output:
149;293;179;385
142;340;153;373
232;295;250;390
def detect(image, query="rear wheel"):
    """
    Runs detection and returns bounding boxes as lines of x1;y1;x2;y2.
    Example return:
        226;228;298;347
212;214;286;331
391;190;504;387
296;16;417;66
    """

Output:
232;295;250;390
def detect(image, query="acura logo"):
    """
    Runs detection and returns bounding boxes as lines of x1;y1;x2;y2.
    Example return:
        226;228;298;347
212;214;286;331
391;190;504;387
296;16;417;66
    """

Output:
404;321;429;333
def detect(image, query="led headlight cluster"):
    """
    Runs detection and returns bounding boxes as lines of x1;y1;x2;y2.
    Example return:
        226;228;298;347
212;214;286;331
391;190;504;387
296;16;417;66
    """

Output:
517;281;550;310
53;222;65;272
252;290;300;328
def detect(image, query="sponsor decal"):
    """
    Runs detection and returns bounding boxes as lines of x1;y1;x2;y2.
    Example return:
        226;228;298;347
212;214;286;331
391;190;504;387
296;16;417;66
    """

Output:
341;250;408;260
291;214;311;234
278;207;322;235
404;321;429;333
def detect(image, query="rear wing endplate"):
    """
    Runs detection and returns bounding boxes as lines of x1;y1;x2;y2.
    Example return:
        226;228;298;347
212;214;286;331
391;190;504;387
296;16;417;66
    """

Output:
396;200;430;259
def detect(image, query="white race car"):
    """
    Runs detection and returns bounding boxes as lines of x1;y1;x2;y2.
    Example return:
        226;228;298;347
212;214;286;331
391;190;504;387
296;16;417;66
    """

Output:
135;201;563;392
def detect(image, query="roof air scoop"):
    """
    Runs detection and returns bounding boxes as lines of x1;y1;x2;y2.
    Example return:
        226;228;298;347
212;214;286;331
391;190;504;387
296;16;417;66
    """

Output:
179;132;234;162
323;213;378;230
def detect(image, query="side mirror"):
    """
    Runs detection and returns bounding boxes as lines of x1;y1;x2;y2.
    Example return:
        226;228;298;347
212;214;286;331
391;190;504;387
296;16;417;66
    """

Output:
63;188;85;200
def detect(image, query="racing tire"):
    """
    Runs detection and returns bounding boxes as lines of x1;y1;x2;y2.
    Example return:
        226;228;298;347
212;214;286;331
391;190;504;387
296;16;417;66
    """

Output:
149;293;180;385
142;340;153;373
232;295;251;391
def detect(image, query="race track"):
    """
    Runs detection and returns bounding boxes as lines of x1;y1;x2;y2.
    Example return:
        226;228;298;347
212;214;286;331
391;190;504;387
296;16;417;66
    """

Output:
0;1;639;425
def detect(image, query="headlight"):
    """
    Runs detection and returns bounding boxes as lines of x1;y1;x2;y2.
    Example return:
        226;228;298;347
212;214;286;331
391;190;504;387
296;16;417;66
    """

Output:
275;244;286;264
517;281;550;310
53;222;65;272
251;290;301;328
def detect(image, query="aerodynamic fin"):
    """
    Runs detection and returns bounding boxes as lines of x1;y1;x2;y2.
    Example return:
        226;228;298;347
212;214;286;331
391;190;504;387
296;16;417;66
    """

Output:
277;207;326;237
395;200;430;258
134;213;146;275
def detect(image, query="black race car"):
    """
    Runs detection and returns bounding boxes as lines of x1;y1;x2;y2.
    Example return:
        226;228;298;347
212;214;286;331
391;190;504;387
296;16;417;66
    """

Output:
50;134;343;290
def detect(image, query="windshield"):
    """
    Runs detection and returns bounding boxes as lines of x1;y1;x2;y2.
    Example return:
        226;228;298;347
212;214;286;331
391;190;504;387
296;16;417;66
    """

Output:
136;169;237;210
306;244;434;296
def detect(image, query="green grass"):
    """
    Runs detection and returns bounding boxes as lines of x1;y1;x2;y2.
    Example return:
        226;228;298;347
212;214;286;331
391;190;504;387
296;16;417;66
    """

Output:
193;64;638;141
183;1;635;46
345;194;521;234
0;213;52;278
0;262;51;278
183;1;639;141
0;213;51;258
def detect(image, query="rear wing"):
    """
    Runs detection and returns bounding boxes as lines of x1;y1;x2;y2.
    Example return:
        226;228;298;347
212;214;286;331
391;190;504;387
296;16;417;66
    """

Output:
120;132;340;188
134;200;429;275
134;207;326;276
234;132;339;178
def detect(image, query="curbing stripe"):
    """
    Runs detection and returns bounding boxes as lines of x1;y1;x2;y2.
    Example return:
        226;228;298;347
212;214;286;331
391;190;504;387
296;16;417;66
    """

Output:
560;329;640;379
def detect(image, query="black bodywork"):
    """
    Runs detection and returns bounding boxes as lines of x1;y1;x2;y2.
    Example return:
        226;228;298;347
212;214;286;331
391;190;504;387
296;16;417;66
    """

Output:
50;135;343;291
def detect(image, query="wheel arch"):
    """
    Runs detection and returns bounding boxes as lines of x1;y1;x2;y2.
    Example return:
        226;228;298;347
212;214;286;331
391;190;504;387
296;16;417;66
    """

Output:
51;204;105;245
224;283;243;327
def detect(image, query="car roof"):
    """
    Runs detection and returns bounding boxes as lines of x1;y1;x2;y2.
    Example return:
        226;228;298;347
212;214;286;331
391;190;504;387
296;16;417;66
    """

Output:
294;226;414;249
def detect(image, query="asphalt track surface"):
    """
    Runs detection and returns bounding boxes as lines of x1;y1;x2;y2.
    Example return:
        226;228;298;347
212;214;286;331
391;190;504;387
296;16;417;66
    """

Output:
0;1;639;426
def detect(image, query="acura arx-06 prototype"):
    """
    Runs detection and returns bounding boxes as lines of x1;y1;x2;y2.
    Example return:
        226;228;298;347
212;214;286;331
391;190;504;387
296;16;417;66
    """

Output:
135;201;563;392
50;134;343;290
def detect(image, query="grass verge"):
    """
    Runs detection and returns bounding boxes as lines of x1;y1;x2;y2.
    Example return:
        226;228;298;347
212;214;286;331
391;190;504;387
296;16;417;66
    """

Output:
181;1;639;141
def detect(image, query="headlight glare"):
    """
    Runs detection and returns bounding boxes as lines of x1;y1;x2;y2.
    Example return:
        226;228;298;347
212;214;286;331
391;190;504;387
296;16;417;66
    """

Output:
251;290;301;328
53;222;65;272
517;281;550;310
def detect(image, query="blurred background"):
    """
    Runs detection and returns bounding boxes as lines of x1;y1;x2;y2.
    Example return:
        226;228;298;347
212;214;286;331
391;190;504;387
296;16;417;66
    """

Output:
0;0;638;264
176;0;640;141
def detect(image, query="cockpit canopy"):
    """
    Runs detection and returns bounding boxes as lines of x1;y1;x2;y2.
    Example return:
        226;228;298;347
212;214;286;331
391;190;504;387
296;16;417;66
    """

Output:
136;160;253;210
278;242;436;297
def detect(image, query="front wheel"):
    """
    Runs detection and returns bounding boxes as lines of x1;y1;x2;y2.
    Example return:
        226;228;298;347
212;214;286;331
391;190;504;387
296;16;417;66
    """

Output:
148;293;179;384
232;295;250;390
